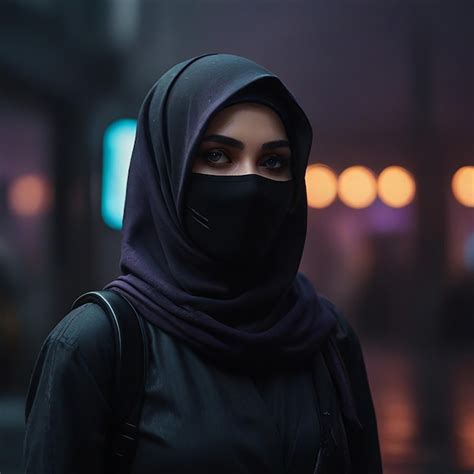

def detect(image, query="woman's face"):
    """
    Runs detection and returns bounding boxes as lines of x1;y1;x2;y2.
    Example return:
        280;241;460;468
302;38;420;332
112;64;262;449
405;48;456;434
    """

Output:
192;102;292;181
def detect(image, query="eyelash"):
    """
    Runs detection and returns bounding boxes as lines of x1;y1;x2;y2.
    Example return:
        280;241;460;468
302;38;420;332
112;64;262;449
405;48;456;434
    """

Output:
198;148;290;172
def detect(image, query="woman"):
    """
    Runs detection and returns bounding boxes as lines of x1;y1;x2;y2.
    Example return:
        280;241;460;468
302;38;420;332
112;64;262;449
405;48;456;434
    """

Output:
23;53;383;473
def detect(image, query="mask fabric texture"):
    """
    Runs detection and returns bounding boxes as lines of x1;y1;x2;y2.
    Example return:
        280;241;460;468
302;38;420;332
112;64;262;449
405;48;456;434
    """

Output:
184;173;294;266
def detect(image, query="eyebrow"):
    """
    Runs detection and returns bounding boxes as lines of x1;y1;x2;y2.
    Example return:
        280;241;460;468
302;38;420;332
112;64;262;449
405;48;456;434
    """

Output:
201;134;290;151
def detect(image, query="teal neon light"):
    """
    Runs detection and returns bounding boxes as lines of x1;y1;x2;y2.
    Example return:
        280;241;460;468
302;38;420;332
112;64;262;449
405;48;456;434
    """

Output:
101;119;137;229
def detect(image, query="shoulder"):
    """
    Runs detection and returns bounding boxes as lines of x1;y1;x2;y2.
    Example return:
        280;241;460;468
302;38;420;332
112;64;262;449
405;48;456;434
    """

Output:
44;301;116;385
317;293;355;338
317;292;362;355
48;302;114;350
25;302;116;421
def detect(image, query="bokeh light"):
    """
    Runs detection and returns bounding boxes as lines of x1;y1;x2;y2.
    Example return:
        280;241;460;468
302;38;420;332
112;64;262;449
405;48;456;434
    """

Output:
305;164;338;208
452;166;474;207
102;118;137;229
8;174;52;217
377;166;416;208
338;165;377;209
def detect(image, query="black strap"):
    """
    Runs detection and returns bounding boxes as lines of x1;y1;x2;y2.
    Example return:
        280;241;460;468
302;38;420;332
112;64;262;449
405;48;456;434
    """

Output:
71;289;149;474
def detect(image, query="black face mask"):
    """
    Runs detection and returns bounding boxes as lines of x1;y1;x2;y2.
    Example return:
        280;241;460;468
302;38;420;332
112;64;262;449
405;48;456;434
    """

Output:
184;172;294;265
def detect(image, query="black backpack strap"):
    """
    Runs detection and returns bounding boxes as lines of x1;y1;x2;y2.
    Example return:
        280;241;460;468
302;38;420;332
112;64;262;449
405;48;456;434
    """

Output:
71;289;149;474
312;338;352;474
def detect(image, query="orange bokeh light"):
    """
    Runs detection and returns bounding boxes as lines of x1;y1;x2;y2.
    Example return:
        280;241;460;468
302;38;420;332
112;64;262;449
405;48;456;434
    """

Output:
8;174;52;217
305;164;338;208
377;166;416;208
452;166;474;207
338;165;377;209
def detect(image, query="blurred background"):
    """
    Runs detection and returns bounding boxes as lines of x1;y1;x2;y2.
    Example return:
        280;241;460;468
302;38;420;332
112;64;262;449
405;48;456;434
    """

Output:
0;0;473;473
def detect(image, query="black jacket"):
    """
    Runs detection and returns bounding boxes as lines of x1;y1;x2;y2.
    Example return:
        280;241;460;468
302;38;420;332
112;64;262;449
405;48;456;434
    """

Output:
22;298;383;473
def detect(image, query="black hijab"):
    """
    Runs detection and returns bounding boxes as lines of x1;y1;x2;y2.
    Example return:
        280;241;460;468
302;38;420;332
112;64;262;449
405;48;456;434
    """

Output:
103;53;360;427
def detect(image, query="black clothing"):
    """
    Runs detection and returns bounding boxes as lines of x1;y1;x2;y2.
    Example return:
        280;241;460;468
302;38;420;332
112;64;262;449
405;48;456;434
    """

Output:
23;53;383;473
23;297;383;473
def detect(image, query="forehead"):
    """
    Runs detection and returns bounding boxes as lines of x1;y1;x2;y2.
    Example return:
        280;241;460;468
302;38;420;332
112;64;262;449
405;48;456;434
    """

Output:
205;102;287;136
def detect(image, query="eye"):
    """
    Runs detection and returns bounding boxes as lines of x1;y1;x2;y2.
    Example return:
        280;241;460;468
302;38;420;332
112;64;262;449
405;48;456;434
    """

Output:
261;155;290;171
200;149;231;165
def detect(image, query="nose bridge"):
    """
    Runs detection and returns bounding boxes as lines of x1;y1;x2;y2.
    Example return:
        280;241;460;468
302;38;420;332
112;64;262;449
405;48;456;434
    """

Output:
240;144;259;174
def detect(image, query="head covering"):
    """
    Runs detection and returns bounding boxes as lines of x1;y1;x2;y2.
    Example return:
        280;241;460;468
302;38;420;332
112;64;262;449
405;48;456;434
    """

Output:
103;53;360;426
